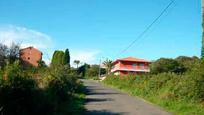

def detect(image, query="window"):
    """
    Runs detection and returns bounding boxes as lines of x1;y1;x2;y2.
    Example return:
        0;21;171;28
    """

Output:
140;64;144;69
28;57;30;60
132;64;137;69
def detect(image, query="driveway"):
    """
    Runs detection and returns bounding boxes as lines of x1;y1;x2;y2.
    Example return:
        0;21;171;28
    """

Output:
83;79;172;115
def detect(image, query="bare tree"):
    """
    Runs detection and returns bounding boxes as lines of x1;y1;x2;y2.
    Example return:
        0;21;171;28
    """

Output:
0;43;8;68
8;42;20;64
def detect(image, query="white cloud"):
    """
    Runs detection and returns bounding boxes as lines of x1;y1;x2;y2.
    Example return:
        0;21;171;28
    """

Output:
0;25;53;49
0;25;54;65
0;25;100;66
71;50;100;66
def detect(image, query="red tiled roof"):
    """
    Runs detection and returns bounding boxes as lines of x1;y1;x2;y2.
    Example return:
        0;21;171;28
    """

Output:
116;57;150;63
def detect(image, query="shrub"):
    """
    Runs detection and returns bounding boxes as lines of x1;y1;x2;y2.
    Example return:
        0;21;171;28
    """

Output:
0;63;84;115
151;58;182;74
0;76;40;115
104;64;204;102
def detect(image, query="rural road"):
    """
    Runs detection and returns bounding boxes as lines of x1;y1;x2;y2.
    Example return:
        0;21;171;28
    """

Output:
83;79;172;115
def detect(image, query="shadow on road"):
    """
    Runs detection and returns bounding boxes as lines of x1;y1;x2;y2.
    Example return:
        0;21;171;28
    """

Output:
84;110;127;115
86;98;113;103
85;87;120;95
87;92;120;95
85;98;126;115
82;80;129;115
84;89;126;115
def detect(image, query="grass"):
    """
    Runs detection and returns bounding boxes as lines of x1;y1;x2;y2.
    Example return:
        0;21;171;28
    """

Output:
148;96;204;115
102;76;204;115
54;83;86;115
61;93;86;115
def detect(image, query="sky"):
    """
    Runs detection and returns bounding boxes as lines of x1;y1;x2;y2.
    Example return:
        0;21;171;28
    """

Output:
0;0;202;65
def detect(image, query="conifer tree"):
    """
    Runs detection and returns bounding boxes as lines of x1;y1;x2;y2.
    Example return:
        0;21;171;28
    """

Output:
51;50;65;65
62;49;70;67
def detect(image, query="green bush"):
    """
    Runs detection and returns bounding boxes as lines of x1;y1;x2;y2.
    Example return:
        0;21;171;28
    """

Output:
0;63;84;115
150;56;199;74
0;76;45;115
150;58;181;74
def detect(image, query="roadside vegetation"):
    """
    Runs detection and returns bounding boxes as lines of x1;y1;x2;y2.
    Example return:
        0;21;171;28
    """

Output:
77;64;106;80
0;43;85;115
103;56;204;115
76;58;113;80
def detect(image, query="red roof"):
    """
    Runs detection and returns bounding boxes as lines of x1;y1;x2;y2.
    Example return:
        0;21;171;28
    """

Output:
113;57;151;64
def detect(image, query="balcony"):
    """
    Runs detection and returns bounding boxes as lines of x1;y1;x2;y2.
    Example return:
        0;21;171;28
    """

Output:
111;67;150;73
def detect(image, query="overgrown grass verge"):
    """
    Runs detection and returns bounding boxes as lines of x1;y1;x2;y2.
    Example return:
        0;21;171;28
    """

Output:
58;92;85;115
103;74;204;115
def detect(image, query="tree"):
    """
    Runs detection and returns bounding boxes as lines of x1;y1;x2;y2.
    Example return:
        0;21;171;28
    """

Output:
74;60;80;68
51;51;58;65
0;43;20;69
0;43;8;68
37;60;47;68
62;49;70;68
51;50;64;66
175;56;200;73
151;58;183;74
77;63;89;77
8;43;20;64
58;51;64;64
86;65;99;77
103;59;112;75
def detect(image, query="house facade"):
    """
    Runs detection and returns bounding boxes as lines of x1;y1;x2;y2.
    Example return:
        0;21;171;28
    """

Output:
111;57;151;76
20;47;43;67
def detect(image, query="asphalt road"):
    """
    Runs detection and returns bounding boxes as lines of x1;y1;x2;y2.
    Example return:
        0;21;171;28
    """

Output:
83;79;172;115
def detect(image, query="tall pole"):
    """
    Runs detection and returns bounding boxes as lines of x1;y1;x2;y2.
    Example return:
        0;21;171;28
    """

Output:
98;59;101;78
203;0;204;11
202;0;204;59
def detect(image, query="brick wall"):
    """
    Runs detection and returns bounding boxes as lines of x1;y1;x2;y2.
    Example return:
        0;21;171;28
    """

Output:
20;47;42;67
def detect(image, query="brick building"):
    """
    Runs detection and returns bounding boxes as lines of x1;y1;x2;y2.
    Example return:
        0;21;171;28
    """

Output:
20;47;43;67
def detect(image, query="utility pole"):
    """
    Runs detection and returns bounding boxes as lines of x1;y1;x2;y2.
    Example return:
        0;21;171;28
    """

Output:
98;59;101;78
202;0;204;59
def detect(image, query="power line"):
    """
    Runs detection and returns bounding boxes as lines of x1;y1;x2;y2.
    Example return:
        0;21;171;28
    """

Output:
115;0;175;57
130;1;177;49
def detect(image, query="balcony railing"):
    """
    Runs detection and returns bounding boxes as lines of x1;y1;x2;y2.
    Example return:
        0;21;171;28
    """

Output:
111;67;150;73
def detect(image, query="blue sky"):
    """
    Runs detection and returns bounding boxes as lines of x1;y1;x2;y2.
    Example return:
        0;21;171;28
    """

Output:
0;0;201;65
